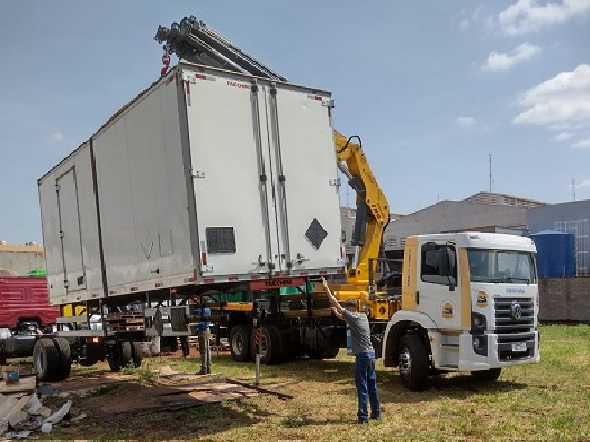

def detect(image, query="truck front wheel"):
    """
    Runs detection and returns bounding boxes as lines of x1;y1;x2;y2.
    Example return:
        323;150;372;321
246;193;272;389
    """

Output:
398;333;430;391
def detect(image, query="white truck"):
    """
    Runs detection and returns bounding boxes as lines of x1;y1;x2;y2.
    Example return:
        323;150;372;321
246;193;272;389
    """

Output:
37;61;345;380
381;232;540;390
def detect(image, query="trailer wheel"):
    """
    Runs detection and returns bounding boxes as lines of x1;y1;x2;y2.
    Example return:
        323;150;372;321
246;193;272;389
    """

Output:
107;341;133;372
308;346;339;360
277;330;293;363
260;326;281;364
229;324;252;362
471;368;501;381
322;346;340;359
33;338;59;382
398;333;430;391
52;338;72;381
132;342;143;368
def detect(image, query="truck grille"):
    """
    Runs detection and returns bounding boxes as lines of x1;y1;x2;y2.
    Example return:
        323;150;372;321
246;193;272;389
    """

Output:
493;297;535;361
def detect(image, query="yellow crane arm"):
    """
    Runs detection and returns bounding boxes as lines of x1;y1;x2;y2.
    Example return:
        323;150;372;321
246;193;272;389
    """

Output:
333;130;390;288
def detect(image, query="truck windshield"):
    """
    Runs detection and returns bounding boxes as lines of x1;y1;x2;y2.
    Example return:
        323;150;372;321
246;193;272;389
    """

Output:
467;249;537;284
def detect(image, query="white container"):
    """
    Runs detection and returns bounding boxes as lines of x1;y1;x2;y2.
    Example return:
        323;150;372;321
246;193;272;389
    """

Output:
39;62;344;306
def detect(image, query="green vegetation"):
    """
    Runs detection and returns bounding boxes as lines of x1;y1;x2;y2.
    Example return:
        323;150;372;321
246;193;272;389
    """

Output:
52;325;590;441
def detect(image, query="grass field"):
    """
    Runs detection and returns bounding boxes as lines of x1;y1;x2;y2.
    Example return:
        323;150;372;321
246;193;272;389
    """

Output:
52;324;590;441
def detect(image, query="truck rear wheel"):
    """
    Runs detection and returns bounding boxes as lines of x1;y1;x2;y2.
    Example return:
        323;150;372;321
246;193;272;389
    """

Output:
251;326;281;364
52;338;72;381
132;342;143;368
230;324;252;362
33;338;59;382
308;346;339;360
471;368;501;381
399;333;430;391
107;341;133;372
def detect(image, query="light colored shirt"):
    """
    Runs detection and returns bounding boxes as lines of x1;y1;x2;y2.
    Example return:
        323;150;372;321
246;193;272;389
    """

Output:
342;310;374;355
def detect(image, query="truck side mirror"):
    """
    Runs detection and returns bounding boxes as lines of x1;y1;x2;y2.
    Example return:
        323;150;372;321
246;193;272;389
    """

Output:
439;247;456;291
439;248;451;276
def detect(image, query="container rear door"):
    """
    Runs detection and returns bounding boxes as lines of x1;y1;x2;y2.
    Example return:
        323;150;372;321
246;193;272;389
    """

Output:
266;85;342;273
56;168;86;293
183;70;278;278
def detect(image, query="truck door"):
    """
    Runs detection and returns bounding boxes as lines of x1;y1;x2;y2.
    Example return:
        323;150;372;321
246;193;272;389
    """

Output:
182;70;279;277
265;84;342;273
416;241;461;330
56;168;87;293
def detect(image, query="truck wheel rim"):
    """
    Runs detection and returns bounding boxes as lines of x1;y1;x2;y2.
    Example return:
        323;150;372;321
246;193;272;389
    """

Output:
400;348;411;377
34;352;44;375
232;334;243;355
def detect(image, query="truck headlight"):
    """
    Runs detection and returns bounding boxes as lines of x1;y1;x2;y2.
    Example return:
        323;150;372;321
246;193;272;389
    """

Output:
471;312;487;331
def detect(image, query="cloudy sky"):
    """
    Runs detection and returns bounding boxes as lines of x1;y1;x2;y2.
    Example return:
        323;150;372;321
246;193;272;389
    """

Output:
0;0;589;244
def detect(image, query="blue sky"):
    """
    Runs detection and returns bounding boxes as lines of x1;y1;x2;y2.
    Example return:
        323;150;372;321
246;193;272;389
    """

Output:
1;0;589;244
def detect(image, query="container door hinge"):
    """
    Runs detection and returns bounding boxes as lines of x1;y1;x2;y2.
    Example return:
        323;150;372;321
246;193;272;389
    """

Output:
329;178;341;187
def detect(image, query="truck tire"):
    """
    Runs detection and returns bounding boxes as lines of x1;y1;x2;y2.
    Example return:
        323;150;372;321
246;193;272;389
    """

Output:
120;341;132;367
308;346;339;360
471;368;501;381
322;346;340;359
52;338;72;381
33;338;59;382
132;342;143;368
277;330;293;363
230;324;252;362
398;333;430;391
260;326;281;364
107;341;133;372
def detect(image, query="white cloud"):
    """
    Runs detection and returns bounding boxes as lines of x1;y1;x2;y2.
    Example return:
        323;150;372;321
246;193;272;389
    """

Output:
51;131;65;143
572;137;590;149
554;132;573;141
498;0;590;35
482;43;540;72
513;64;590;128
456;117;476;127
574;178;590;189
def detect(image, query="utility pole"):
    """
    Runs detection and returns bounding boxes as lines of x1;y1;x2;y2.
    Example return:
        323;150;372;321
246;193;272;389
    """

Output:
572;179;576;202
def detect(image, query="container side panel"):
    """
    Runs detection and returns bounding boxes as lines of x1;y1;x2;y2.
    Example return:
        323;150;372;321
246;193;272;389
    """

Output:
94;118;139;288
269;86;342;271
158;78;196;278
183;70;275;277
94;79;193;292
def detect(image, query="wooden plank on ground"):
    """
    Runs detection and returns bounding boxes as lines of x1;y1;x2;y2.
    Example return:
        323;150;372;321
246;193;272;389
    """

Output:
226;378;293;400
0;376;36;395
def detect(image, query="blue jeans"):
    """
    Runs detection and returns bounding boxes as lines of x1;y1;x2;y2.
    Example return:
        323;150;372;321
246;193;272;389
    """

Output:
355;351;381;422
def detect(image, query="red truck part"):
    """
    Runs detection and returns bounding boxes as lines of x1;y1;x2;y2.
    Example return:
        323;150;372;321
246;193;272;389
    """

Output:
0;277;59;329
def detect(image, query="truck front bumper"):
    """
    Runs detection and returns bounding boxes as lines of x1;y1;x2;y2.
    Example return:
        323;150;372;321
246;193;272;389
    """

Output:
457;330;540;371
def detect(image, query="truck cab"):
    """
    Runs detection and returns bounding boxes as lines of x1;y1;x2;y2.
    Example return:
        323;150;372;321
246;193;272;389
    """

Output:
383;232;540;390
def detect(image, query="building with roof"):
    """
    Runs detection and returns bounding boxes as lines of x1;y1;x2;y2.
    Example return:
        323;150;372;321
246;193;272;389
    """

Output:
0;242;45;275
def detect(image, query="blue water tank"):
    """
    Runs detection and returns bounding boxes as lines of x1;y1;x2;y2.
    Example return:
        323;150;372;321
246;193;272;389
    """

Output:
530;230;576;278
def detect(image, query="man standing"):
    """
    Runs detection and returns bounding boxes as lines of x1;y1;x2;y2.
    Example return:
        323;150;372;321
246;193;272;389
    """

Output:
322;277;381;424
